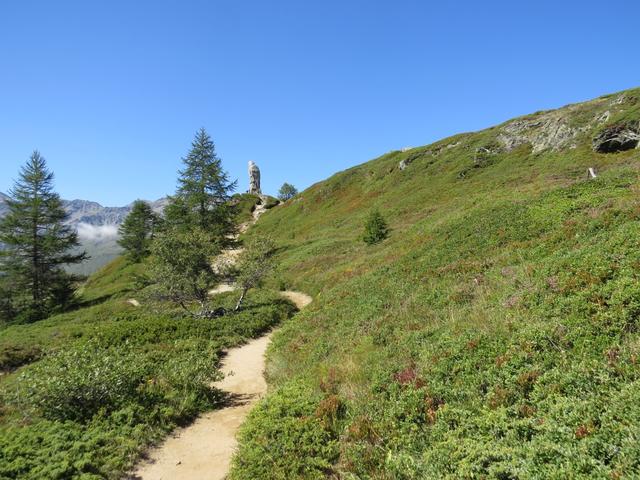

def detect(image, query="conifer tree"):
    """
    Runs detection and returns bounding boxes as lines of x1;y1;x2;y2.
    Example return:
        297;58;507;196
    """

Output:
0;151;86;321
166;128;237;242
151;129;238;316
118;200;158;262
362;209;389;245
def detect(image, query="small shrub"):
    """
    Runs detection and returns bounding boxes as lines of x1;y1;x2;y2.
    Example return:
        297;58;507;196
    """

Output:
278;183;298;201
362;209;389;245
15;342;150;422
230;382;339;479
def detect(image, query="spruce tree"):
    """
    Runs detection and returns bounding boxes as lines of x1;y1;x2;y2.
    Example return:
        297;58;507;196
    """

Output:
363;209;389;245
167;128;237;242
0;151;86;321
118;200;158;262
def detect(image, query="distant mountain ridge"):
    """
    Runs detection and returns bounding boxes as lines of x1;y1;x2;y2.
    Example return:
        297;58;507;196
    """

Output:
0;194;167;227
0;194;168;275
61;197;168;227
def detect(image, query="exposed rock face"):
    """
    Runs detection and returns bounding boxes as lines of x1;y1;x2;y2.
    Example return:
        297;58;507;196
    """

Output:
592;122;640;153
474;145;499;165
595;110;611;124
609;94;627;106
62;199;130;226
248;161;261;194
497;115;584;154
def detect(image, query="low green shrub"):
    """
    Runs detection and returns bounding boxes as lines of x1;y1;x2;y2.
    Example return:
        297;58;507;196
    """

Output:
230;382;339;480
0;284;295;479
15;342;152;421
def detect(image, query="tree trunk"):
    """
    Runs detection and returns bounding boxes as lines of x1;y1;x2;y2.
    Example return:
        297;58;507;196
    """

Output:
32;206;40;308
234;288;248;312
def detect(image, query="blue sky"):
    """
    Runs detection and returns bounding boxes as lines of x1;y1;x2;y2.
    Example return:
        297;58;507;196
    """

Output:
1;1;638;205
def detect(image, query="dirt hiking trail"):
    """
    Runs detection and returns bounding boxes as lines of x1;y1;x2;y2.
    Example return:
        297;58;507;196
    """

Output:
131;197;312;479
132;291;311;480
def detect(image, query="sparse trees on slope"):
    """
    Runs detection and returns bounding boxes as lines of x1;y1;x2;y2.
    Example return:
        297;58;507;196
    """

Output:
150;129;239;317
118;200;159;262
150;227;223;318
0;151;86;322
234;237;277;311
363;209;389;245
165;128;237;242
277;183;298;201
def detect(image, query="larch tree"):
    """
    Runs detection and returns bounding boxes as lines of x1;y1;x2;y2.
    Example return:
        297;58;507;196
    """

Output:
0;151;86;322
151;129;238;316
166;128;237;243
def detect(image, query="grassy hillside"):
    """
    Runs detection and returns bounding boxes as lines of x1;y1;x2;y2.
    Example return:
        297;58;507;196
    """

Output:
231;88;640;478
0;195;297;479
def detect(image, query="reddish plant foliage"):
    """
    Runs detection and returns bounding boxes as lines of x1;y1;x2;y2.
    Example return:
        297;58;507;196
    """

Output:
315;394;343;432
516;370;541;395
575;423;595;439
319;367;340;394
346;415;379;444
393;364;426;388
424;394;444;424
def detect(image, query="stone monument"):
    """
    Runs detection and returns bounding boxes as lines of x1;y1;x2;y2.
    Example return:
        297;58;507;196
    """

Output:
248;161;261;195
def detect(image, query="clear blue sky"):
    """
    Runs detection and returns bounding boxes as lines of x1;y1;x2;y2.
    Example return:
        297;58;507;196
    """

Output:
1;1;638;205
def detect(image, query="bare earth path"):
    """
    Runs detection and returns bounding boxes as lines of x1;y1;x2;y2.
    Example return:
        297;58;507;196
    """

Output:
132;198;312;480
132;291;311;480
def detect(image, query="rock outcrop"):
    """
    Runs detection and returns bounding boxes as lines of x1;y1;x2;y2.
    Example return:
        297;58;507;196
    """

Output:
497;115;585;154
248;161;261;195
592;122;640;153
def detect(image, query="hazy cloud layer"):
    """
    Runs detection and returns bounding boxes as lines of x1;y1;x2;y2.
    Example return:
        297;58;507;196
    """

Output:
76;223;119;242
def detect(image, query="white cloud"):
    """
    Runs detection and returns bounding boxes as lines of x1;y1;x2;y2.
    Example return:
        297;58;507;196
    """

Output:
76;223;119;242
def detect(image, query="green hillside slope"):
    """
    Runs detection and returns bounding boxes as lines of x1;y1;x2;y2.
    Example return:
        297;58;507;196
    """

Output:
0;195;296;479
231;88;640;479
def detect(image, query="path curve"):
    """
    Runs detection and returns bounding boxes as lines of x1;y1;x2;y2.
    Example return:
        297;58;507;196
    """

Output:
131;291;311;480
279;290;313;309
131;197;310;480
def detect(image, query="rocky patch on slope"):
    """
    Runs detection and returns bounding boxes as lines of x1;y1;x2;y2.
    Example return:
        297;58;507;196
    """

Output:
592;121;640;153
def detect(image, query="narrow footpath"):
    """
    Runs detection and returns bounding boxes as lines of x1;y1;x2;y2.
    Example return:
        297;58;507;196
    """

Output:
131;197;312;479
132;291;311;480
